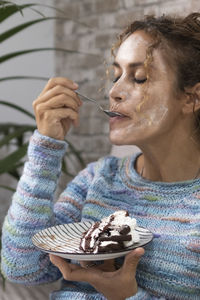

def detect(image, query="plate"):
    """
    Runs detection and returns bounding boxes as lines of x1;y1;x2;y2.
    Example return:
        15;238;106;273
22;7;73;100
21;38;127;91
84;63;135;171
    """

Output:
32;221;153;260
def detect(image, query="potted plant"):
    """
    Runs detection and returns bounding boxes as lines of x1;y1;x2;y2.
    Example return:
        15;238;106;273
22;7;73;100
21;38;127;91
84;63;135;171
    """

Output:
0;1;86;287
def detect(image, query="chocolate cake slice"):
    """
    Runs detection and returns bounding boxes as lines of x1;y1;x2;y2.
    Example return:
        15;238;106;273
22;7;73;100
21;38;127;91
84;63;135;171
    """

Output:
80;210;140;253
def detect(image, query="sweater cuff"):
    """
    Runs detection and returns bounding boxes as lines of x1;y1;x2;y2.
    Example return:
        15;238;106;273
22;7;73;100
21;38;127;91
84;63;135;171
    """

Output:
30;130;67;153
27;130;68;170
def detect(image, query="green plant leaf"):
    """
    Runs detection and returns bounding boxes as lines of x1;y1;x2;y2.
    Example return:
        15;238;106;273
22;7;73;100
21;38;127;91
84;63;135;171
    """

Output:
0;222;6;288
0;143;28;174
0;100;35;119
0;1;13;4
0;3;35;22
0;125;36;148
0;2;66;21
0;122;34;131
0;48;92;64
0;75;48;82
0;17;62;43
8;162;24;179
0;1;19;4
0;47;99;64
0;255;6;290
0;184;15;192
61;158;74;178
65;140;86;168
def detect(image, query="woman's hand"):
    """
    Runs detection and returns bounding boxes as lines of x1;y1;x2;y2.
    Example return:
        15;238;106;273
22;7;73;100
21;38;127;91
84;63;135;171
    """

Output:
32;77;82;140
49;247;144;300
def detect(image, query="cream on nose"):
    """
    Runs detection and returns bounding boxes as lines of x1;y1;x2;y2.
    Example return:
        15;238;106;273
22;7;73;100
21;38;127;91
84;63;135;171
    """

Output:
109;85;125;102
109;86;130;103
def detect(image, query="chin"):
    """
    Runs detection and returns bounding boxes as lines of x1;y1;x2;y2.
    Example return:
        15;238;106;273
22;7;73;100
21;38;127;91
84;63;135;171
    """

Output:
109;130;145;146
110;133;131;146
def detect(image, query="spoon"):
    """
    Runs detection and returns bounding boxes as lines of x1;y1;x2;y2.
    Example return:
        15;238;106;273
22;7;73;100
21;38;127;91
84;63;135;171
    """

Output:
76;91;124;117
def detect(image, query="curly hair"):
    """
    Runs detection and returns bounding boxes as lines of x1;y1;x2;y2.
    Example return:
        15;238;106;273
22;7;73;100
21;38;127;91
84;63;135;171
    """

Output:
112;12;200;132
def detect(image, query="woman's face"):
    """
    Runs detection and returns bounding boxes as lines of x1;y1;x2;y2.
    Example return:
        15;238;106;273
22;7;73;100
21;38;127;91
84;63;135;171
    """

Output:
109;30;184;146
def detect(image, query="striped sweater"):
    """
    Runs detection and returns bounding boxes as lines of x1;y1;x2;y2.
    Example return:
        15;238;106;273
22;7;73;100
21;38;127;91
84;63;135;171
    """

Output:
1;130;200;300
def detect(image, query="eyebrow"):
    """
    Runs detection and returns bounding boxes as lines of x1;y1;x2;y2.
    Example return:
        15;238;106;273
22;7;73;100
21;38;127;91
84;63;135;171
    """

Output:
112;61;144;68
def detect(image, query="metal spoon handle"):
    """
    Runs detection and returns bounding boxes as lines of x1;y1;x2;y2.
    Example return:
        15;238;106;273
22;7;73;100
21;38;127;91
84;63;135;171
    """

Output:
76;91;124;118
76;92;97;104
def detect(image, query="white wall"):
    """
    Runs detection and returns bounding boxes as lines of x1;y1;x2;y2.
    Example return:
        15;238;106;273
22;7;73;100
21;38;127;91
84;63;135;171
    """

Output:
0;0;55;226
0;0;55;124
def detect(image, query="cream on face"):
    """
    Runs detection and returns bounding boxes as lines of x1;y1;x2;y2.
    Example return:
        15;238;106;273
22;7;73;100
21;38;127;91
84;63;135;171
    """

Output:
109;30;182;146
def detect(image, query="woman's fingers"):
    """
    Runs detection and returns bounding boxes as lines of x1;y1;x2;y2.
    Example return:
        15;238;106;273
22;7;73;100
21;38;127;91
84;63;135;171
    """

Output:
35;94;80;113
51;248;145;282
33;77;82;139
49;255;72;278
122;248;145;276
98;259;116;272
79;259;116;272
34;85;82;107
36;107;79;140
40;77;78;96
79;261;96;268
49;254;101;282
49;251;141;300
41;107;79;124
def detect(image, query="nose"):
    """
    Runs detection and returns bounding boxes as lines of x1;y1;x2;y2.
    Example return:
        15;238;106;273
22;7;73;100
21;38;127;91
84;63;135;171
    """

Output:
109;86;126;103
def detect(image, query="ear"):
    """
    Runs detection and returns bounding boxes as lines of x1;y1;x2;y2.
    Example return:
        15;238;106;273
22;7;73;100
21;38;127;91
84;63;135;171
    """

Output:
183;83;200;114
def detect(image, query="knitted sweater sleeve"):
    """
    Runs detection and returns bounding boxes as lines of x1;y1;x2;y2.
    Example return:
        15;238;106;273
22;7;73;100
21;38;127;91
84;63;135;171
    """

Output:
1;130;95;285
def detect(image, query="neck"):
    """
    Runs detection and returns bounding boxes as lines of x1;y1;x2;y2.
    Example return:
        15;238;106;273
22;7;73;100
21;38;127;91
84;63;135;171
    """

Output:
137;131;200;183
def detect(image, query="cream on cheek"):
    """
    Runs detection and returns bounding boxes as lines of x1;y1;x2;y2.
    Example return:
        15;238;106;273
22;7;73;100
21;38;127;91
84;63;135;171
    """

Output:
111;107;169;146
111;93;169;138
128;105;168;132
141;104;169;126
110;90;131;111
111;41;172;136
130;70;170;129
135;91;169;127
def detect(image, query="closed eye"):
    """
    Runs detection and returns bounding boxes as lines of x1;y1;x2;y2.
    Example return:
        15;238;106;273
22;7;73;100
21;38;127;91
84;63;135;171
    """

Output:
134;78;147;84
113;77;147;84
113;76;120;83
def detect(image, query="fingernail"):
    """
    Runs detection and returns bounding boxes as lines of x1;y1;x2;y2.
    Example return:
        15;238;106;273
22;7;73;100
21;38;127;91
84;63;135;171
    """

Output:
73;82;79;88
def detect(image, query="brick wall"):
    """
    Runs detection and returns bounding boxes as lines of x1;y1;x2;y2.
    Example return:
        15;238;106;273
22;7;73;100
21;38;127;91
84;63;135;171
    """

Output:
0;0;199;241
54;0;200;168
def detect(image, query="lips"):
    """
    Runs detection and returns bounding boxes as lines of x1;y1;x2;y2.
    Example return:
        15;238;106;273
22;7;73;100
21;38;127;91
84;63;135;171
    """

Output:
109;112;130;126
109;110;127;117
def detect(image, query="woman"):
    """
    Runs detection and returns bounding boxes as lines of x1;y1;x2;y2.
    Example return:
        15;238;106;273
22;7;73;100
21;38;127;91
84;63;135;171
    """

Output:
1;13;200;300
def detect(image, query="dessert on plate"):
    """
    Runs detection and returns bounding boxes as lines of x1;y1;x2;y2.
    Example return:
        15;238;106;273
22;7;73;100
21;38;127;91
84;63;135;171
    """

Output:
80;210;140;253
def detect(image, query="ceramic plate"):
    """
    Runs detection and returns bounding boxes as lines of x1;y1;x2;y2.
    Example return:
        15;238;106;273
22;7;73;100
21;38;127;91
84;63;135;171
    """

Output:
32;221;153;261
